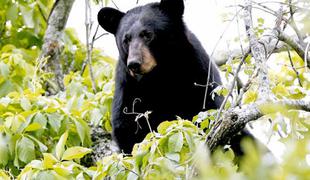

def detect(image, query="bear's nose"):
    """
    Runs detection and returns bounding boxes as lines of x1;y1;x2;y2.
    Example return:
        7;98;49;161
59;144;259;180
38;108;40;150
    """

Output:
128;61;141;73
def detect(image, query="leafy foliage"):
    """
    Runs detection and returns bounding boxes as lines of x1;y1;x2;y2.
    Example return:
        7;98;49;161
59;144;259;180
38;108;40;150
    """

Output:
0;0;310;179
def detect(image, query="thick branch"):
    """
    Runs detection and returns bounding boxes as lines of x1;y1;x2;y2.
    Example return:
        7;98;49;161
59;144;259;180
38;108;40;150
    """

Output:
206;97;310;152
243;0;271;101
40;0;75;94
206;1;310;153
278;32;310;68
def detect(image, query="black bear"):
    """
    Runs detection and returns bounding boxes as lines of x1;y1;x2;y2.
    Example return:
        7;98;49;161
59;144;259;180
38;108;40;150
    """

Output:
98;0;223;154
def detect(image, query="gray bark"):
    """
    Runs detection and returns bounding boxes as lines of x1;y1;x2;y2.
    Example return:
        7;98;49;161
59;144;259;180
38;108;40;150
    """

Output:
205;0;310;152
40;0;75;95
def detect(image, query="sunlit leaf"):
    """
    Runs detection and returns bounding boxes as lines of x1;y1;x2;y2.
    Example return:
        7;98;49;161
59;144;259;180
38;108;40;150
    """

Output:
20;97;32;111
43;153;58;169
56;131;68;160
168;131;183;153
243;91;257;104
62;147;92;160
0;134;9;166
24;122;41;132
17;136;35;164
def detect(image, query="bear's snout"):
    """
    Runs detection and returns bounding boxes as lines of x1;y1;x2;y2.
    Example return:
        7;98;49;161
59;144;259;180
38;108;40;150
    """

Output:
128;60;141;73
127;40;157;77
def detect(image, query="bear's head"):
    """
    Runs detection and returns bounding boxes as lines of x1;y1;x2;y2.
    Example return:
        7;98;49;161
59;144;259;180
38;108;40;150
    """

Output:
98;0;185;79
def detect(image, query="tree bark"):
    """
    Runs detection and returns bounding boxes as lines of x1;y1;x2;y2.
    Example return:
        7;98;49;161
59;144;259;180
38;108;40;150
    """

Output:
205;0;310;152
40;0;75;95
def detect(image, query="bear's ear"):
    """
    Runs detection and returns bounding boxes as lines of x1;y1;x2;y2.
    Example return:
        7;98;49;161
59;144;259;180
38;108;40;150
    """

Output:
97;7;125;34
159;0;184;18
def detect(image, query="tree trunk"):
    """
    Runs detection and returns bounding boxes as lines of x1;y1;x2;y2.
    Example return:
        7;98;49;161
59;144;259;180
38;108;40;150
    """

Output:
40;0;75;95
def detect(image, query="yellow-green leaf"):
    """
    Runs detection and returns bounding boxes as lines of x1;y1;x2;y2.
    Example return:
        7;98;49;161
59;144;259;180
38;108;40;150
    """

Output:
168;131;183;153
157;121;174;134
56;131;68;160
243;91;258;104
20;97;32;111
53;164;71;177
61;147;92;160
24;122;41;132
43;153;58;169
17;137;35;164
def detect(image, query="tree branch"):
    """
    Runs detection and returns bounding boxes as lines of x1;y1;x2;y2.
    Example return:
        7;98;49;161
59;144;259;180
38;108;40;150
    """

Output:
206;97;310;152
288;0;304;43
40;0;75;95
243;0;272;102
205;1;310;153
83;0;97;93
216;49;250;121
278;32;310;68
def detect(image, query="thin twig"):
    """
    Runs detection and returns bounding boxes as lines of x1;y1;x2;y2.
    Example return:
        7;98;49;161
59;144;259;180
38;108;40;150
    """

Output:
227;4;289;24
257;1;310;11
234;68;259;107
278;32;310;68
305;41;310;72
235;0;244;55
91;24;100;48
288;0;304;43
204;7;243;110
84;0;97;93
37;3;48;23
94;32;109;41
286;46;302;87
111;0;119;9
211;8;243;57
215;49;250;121
266;5;283;59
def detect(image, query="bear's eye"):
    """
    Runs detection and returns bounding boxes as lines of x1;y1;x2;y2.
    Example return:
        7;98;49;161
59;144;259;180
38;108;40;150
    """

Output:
123;34;131;45
140;30;153;42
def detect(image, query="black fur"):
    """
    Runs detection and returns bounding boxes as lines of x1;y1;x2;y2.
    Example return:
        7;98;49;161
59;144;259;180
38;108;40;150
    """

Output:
98;0;223;154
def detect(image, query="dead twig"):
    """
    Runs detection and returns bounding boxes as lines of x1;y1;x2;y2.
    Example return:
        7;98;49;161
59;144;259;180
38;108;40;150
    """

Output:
83;0;97;93
215;49;251;121
286;46;303;87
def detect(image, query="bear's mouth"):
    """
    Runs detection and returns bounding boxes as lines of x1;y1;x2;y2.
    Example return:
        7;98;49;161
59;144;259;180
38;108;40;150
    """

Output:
129;70;143;81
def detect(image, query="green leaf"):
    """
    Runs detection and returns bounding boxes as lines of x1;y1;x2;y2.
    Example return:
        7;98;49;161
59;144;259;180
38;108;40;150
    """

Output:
33;112;47;128
24;123;41;132
0;134;9;166
157;121;174;134
47;113;63;133
6;4;19;22
17;136;35;164
20;97;32;111
0;62;10;77
184;132;195;152
36;171;56;180
43;153;58;169
56;131;68;160
243;91;258;104
26;135;48;152
168;131;183;153
19;5;34;28
165;153;180;162
0;80;14;97
105;0;109;6
272;83;289;98
257;17;265;24
0;170;11;180
62;147;92;160
245;55;252;64
53;164;71;177
259;103;289;115
90;108;103;126
74;118;91;146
